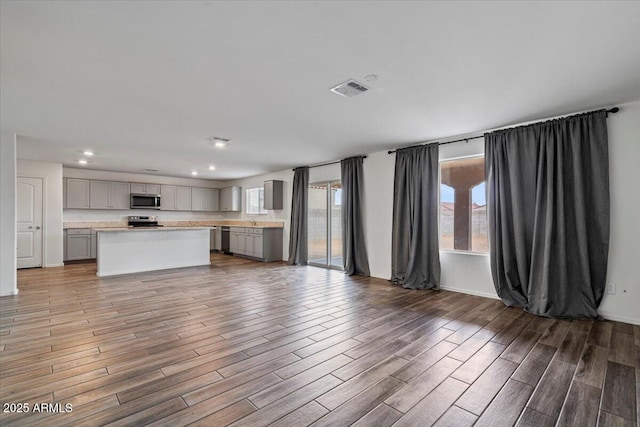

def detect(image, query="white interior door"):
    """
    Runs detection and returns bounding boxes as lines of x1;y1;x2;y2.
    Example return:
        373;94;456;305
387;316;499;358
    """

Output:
17;177;43;269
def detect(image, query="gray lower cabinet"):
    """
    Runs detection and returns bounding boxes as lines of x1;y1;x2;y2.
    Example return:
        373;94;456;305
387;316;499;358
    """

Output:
230;229;245;254
64;229;96;261
229;227;282;261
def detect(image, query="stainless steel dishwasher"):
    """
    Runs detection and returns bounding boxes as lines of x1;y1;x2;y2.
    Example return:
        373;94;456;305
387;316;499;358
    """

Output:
221;226;231;254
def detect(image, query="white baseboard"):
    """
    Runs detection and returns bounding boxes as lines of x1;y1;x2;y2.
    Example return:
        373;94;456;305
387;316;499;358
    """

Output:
0;289;19;297
598;311;640;326
45;263;65;268
439;285;500;300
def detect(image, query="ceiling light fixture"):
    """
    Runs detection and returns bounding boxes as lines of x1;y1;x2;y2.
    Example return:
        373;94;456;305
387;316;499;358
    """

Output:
83;150;94;156
78;159;88;165
207;136;229;148
191;171;198;176
209;165;216;170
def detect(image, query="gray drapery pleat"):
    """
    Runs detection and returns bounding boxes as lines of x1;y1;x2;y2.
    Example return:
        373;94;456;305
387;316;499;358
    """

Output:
485;110;610;319
287;167;309;265
391;144;441;289
341;156;370;276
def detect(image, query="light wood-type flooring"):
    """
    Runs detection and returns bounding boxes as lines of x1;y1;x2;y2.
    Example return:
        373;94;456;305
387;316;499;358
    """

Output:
1;253;638;426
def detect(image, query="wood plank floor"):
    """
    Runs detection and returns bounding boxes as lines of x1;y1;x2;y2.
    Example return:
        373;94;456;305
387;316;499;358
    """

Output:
1;253;638;426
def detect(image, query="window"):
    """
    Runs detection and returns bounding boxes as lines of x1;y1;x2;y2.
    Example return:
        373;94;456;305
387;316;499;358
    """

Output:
440;156;488;253
245;187;267;214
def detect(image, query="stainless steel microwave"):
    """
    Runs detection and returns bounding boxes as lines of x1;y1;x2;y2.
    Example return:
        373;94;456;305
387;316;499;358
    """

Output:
130;193;161;209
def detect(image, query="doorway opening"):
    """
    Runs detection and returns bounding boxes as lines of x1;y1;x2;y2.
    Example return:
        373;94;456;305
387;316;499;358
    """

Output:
17;176;44;269
308;181;342;269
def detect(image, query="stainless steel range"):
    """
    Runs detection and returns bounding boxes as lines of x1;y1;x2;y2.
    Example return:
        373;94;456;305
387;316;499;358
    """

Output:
127;216;162;228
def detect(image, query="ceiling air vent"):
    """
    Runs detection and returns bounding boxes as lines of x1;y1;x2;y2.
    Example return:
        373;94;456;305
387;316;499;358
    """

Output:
330;79;370;98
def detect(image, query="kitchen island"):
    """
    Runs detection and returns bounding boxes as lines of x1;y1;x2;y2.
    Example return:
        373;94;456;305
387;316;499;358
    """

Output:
95;227;210;277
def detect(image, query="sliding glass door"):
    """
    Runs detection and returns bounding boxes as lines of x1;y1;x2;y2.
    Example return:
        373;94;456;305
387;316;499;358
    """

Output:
308;181;342;269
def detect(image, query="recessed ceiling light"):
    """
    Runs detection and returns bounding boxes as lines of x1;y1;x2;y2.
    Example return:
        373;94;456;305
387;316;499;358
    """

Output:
191;171;198;176
208;165;216;170
83;150;94;156
78;159;88;165
207;136;229;148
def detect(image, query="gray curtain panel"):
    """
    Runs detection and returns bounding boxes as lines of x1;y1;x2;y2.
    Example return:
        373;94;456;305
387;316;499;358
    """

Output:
287;167;309;265
391;144;441;289
341;156;370;276
485;110;610;318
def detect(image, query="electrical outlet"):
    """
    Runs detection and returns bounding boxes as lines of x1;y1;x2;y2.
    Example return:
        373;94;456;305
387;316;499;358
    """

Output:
607;283;616;295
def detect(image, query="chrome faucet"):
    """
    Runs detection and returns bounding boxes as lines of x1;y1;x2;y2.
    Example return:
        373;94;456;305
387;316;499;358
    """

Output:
249;218;257;226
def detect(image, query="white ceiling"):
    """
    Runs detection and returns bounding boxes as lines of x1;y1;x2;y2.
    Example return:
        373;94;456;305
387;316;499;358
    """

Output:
2;1;640;180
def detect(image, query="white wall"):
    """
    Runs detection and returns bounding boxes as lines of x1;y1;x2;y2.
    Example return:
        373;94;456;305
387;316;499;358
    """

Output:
0;132;17;296
245;100;640;324
63;167;227;222
598;100;640;324
17;159;64;267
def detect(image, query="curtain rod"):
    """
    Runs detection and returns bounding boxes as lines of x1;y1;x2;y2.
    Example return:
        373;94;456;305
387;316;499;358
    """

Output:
387;107;619;154
292;155;367;171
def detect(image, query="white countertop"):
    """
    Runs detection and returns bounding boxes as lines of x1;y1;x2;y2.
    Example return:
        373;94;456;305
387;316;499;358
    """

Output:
93;227;212;232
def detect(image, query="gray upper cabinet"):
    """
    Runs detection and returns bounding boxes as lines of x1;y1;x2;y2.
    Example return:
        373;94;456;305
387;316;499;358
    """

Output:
65;178;90;209
131;183;161;195
192;187;220;211
89;180;131;209
161;185;192;211
220;186;241;212
176;186;192;210
264;180;283;210
89;181;111;209
205;188;219;211
110;182;131;209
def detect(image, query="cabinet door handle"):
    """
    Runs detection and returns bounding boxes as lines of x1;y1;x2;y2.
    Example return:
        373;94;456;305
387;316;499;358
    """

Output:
35;226;41;230
28;226;33;229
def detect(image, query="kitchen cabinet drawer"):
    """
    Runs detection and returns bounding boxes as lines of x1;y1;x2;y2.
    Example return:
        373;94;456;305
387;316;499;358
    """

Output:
67;228;91;235
252;228;263;235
